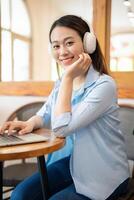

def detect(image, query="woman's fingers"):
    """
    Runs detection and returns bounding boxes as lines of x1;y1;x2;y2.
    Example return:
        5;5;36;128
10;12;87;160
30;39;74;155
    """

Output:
79;53;91;72
0;122;11;134
8;123;22;135
19;126;31;135
0;121;25;135
72;53;84;66
65;53;92;79
0;121;34;136
83;53;91;65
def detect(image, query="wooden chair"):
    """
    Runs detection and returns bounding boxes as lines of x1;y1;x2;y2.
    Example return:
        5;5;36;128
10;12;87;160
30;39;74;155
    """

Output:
118;104;134;162
115;104;134;200
117;178;134;200
3;101;44;199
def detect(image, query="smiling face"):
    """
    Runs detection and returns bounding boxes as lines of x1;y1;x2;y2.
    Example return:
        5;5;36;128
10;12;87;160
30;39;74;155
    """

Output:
50;26;85;69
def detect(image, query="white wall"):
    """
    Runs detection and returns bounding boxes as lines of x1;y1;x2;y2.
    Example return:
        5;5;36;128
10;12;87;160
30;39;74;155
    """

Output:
0;96;47;124
26;0;51;81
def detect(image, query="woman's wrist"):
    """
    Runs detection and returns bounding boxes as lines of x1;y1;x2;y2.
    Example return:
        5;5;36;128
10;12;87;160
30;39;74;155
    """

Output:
62;73;74;83
27;115;43;130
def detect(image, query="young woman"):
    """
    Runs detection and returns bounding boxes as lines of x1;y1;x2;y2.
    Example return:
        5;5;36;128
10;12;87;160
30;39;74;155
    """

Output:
0;15;130;200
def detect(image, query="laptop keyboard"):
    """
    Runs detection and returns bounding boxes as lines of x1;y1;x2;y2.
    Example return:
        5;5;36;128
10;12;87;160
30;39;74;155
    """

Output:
0;133;50;147
0;134;23;143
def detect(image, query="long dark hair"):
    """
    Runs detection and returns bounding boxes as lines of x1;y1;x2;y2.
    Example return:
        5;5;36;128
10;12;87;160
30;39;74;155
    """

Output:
49;15;109;75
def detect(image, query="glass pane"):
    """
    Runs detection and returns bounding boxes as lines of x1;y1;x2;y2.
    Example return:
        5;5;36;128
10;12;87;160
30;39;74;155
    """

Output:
13;39;29;81
1;30;12;81
110;0;134;72
117;57;133;71
110;58;117;71
1;0;10;29
110;33;134;71
11;0;31;36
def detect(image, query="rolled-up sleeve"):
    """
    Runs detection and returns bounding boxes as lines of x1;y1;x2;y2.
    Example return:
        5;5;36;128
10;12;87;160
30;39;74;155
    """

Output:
36;99;52;128
52;79;117;137
52;112;71;132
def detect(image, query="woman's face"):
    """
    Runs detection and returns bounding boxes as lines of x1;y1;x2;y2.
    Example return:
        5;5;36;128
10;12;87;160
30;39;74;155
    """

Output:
50;26;85;69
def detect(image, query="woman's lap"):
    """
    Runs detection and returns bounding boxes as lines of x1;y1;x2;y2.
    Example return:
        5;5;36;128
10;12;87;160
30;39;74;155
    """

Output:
10;155;129;200
49;184;90;200
11;156;73;200
10;172;43;200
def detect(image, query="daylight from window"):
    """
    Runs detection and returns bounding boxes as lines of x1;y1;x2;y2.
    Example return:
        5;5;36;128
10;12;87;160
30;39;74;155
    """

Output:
0;0;31;81
110;33;134;71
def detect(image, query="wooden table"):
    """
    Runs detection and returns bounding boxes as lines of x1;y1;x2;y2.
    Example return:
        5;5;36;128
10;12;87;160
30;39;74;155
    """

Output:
0;129;65;200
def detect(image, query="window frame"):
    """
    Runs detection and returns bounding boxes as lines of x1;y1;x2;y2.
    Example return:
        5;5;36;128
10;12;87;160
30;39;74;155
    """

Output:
0;0;32;81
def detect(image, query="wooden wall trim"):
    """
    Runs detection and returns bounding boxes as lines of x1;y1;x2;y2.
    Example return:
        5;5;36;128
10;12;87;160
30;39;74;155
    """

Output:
0;81;54;96
93;0;111;66
118;88;134;99
0;80;133;98
119;103;134;109
111;72;134;99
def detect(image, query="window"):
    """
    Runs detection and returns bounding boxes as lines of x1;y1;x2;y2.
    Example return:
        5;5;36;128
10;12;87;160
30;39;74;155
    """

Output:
109;0;134;98
0;0;31;81
110;33;134;72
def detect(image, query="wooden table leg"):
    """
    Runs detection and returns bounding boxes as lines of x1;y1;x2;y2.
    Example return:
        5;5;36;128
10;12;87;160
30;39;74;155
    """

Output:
0;161;3;200
37;156;50;200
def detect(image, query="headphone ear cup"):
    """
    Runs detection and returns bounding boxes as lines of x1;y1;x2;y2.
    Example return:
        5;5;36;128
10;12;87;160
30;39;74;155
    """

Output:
83;32;96;54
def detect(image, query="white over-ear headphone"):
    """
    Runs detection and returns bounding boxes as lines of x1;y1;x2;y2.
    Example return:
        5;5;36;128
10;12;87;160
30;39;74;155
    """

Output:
83;28;96;54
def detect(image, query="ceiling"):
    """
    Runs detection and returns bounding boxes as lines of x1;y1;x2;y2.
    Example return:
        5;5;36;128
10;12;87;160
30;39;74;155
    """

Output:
111;0;134;34
50;0;134;35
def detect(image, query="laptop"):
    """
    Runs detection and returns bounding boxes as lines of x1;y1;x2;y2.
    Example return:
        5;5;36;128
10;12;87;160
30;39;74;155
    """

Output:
0;132;50;147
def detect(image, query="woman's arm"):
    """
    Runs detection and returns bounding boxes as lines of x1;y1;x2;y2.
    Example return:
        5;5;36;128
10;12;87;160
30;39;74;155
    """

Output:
54;53;90;117
54;76;73;116
52;77;117;137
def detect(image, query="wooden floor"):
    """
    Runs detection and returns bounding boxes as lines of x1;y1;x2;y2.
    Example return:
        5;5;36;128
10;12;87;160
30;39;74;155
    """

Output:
2;158;37;200
3;187;12;200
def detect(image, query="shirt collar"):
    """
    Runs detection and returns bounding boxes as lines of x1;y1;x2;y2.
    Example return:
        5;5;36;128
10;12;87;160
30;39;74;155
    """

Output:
56;64;100;93
72;65;100;98
84;64;100;89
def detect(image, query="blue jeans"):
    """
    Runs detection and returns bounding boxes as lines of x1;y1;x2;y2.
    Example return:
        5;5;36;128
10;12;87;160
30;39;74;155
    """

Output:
10;156;89;200
10;156;129;200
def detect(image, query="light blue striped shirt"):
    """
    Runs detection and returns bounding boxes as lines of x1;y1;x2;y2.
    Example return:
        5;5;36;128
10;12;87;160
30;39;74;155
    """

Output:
37;66;130;200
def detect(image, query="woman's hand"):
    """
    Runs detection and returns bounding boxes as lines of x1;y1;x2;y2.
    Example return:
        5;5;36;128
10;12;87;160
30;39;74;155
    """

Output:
0;120;35;135
65;53;91;79
0;115;43;135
